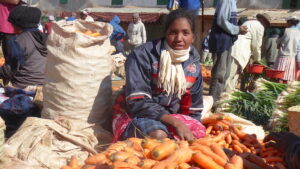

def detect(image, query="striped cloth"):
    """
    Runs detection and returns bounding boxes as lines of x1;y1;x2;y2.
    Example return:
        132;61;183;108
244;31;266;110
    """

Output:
274;56;296;81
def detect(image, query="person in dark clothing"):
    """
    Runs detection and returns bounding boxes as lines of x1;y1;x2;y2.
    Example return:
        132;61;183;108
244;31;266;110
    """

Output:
109;16;126;55
112;9;205;142
208;0;248;102
0;6;47;89
264;132;300;169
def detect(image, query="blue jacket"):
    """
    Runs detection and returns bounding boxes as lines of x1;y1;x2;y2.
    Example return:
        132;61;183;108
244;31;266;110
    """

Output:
180;0;201;12
167;0;201;13
209;0;239;53
125;39;204;121
110;16;126;41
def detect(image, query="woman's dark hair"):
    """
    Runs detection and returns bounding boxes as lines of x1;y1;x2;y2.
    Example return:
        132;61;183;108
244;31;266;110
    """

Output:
287;19;299;26
164;9;195;33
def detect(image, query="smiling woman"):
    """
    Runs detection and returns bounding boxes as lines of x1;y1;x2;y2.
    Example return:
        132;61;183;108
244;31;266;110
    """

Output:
112;9;206;142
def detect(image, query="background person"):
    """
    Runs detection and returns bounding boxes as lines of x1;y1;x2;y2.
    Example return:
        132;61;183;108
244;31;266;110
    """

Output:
44;15;55;34
263;28;281;67
0;6;47;88
208;0;248;102
225;13;270;92
273;16;300;82
112;9;205;142
127;13;147;49
264;132;300;169
0;1;21;59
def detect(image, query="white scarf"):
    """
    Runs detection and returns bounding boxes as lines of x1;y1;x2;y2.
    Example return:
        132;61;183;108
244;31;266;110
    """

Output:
158;42;190;98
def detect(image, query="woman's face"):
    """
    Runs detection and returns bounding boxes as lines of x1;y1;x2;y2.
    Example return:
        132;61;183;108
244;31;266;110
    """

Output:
166;17;194;50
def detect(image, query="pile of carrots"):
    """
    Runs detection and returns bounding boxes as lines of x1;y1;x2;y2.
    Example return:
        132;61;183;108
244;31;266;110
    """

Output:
202;113;286;169
61;138;242;169
61;113;286;169
76;30;101;37
201;66;211;78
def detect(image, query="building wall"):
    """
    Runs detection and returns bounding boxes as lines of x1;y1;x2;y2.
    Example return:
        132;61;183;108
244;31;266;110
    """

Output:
123;0;158;7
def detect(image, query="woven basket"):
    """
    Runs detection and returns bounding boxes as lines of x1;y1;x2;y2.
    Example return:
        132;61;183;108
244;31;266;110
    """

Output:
288;106;300;137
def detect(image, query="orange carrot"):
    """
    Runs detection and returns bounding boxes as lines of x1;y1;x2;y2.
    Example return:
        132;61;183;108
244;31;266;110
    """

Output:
61;166;72;169
213;131;230;142
152;148;192;169
84;30;93;35
232;140;250;152
125;156;141;165
90;33;100;37
128;137;143;152
192;152;223;169
107;141;127;152
138;159;157;169
141;138;161;151
192;145;227;166
111;161;140;169
70;156;79;168
231;133;240;140
124;147;143;158
233;145;243;153
230;155;243;169
143;148;151;158
206;126;213;135
210;143;228;161
85;153;107;165
178;140;189;149
178;163;191;169
225;134;232;144
151;140;177;161
217;140;227;147
109;151;132;162
233;127;246;139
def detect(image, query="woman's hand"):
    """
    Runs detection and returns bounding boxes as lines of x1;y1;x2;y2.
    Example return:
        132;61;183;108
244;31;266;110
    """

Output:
174;121;194;141
160;114;194;141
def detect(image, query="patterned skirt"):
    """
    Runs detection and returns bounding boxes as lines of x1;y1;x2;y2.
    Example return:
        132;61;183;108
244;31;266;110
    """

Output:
274;56;296;81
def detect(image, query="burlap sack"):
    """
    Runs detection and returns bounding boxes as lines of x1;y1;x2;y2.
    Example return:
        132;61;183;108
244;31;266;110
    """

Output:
288;106;300;137
42;20;113;128
0;117;5;155
3;117;100;169
222;113;265;140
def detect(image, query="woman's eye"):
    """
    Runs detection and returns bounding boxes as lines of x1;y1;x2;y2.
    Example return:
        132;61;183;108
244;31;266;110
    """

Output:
169;31;176;35
183;31;190;36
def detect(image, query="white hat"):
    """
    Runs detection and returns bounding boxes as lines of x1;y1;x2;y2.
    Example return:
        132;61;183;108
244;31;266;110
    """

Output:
286;16;299;21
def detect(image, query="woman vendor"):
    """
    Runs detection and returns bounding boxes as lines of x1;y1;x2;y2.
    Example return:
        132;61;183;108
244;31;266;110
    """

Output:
273;16;300;82
0;6;47;89
113;9;205;142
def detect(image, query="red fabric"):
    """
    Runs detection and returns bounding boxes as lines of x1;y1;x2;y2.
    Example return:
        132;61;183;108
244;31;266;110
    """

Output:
0;3;17;34
167;114;206;140
180;91;193;115
45;22;52;34
112;113;206;142
91;12;161;23
112;92;205;142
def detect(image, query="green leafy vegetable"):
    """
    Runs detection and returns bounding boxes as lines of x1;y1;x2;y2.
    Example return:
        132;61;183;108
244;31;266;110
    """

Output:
222;81;287;126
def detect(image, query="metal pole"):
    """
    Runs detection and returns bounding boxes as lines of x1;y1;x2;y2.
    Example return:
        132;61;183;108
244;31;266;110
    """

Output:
202;0;204;33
